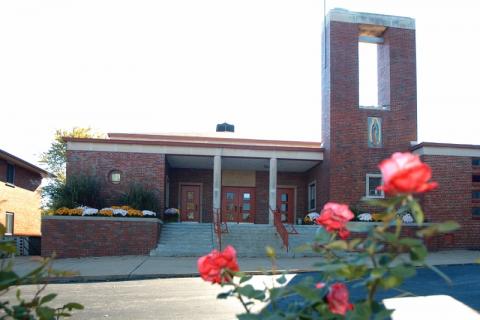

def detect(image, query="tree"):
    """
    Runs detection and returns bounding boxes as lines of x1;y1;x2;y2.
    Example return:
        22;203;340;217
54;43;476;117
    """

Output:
40;128;105;211
40;128;105;181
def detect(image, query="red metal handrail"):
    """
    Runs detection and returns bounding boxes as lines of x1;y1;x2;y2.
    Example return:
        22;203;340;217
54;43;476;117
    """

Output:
213;208;228;250
272;208;289;252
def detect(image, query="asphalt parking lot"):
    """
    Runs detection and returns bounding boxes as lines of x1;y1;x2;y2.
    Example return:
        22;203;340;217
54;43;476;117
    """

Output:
288;264;480;311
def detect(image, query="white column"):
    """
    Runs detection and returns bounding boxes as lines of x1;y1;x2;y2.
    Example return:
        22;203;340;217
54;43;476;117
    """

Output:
268;157;277;225
213;155;222;211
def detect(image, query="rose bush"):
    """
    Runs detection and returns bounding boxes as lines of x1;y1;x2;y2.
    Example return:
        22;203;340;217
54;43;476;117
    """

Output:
198;152;460;319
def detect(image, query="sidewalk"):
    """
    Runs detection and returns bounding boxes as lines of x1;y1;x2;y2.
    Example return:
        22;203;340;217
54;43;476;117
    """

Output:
11;250;480;283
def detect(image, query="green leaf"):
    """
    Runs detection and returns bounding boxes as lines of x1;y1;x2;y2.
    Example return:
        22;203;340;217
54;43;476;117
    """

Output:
39;293;57;305
63;302;84;311
239;275;252;284
436;221;460;233
347;223;375;233
314;227;332;244
409;245;428;262
409;199;424;225
237;314;261;320
390;265;416;279
36;306;55;320
276;275;287;285
398;238;422;247
217;291;232;299
236;285;265;300
325;240;348;250
380;275;403;289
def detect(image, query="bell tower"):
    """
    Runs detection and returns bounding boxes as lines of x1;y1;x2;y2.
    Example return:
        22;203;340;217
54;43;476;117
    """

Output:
320;9;417;204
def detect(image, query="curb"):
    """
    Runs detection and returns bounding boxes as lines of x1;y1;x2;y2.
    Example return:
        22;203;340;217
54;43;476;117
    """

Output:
43;268;318;284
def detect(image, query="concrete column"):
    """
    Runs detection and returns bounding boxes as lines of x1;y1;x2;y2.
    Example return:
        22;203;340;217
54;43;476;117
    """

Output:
268;158;277;225
213;155;222;211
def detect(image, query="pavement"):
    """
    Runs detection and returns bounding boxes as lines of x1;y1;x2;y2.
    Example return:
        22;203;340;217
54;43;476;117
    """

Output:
10;249;480;283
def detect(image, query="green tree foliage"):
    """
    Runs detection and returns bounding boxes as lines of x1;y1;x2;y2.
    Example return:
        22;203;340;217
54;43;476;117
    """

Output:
40;128;105;181
40;128;104;211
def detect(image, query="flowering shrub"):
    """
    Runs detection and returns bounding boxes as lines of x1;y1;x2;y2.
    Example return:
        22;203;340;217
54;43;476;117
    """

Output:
55;207;83;216
53;206;157;218
198;152;460;319
99;208;113;217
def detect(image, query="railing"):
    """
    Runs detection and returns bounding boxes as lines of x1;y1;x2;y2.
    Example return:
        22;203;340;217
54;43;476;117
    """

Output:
272;208;289;252
213;208;229;250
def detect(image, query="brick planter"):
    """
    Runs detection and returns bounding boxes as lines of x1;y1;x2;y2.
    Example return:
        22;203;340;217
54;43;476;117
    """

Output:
348;222;457;251
41;216;162;258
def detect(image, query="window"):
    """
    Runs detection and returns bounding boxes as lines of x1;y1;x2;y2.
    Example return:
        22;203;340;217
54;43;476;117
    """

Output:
473;191;480;199
472;207;480;218
308;181;316;210
366;174;384;198
473;175;480;183
109;170;122;184
5;212;14;235
6;164;15;185
473;158;480;166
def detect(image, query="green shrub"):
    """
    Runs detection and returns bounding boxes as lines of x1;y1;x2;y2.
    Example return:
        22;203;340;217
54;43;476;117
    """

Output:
45;175;103;210
118;184;159;212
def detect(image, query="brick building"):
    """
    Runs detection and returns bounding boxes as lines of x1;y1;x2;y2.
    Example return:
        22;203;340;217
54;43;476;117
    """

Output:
0;149;50;254
64;9;480;250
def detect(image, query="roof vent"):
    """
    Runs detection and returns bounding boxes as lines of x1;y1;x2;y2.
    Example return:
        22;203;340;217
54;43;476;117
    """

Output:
216;122;235;133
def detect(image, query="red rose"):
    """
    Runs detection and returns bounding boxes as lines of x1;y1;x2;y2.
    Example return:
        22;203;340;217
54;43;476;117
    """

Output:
316;202;354;238
378;152;438;195
327;283;354;315
197;245;239;284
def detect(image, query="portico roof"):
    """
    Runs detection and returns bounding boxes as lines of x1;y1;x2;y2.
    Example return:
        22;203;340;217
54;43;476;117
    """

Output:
65;133;323;163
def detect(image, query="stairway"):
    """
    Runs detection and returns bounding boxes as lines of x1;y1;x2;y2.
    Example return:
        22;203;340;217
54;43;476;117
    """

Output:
150;223;290;257
220;224;287;257
150;223;215;257
288;225;322;257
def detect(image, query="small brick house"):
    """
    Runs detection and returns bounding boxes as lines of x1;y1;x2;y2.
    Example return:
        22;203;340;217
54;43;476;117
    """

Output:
0;149;50;254
63;9;480;250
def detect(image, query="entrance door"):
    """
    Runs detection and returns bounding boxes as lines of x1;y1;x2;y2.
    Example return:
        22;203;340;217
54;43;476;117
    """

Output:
180;185;201;222
277;188;295;224
222;187;255;223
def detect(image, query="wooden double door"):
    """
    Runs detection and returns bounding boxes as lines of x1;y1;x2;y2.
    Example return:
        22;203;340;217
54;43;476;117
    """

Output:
221;187;256;223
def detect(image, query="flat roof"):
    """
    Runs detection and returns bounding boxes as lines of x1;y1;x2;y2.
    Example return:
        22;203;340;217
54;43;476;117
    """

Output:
327;8;415;30
0;149;51;178
411;142;480;157
65;133;323;152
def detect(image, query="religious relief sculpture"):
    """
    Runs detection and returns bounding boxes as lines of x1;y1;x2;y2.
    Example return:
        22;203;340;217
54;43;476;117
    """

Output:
368;117;382;148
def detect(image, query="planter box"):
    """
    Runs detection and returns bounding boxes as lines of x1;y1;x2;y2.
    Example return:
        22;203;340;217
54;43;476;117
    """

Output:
41;216;162;258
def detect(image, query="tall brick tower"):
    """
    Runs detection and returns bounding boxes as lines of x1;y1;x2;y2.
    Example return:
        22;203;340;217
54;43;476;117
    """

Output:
320;9;417;205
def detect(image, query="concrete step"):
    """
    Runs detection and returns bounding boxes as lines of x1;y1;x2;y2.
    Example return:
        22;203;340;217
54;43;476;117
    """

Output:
150;223;318;258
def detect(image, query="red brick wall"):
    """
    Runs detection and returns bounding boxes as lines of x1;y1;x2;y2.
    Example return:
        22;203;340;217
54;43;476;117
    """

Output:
66;150;165;211
421;155;480;249
41;217;161;258
168;168;213;222
319;20;417;206
0;159;42;236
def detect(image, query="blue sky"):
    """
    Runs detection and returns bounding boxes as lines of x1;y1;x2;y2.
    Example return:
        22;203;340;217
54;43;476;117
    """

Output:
1;0;479;166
